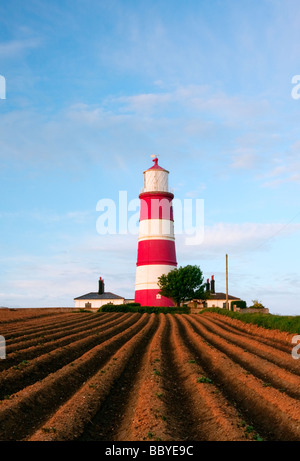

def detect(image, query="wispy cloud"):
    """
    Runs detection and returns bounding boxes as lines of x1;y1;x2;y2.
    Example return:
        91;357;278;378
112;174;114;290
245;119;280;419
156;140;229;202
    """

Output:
0;209;93;224
260;140;300;187
0;37;41;58
0;232;137;307
176;221;300;259
0;80;289;168
231;149;259;169
1;217;299;308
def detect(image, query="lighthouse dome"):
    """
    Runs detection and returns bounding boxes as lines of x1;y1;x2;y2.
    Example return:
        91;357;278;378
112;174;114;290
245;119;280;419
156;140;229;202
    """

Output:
143;157;169;193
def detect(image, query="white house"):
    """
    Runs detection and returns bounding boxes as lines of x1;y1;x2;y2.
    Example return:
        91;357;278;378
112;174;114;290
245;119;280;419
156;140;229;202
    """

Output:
205;292;241;309
74;277;126;309
188;275;241;310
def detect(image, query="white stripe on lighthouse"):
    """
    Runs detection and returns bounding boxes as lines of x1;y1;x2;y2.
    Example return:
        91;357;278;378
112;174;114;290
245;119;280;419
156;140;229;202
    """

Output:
135;264;176;291
138;219;175;241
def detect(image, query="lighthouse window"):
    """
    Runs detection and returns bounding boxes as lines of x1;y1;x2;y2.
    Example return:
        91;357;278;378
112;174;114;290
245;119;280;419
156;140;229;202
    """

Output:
156;294;161;299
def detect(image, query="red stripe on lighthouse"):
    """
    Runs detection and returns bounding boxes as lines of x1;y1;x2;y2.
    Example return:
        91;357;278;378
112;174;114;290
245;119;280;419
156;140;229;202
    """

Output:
135;289;174;307
136;239;177;266
139;192;174;221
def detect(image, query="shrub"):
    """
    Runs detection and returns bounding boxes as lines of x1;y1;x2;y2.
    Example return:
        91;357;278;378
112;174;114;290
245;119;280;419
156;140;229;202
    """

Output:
249;300;265;309
100;304;190;314
97;303;115;312
231;300;247;310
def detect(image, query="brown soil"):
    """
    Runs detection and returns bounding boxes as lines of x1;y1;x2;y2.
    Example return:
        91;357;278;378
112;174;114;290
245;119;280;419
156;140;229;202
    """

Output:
0;309;299;441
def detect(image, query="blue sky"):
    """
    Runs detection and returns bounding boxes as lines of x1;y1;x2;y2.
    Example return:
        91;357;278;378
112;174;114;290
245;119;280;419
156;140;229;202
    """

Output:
0;0;300;314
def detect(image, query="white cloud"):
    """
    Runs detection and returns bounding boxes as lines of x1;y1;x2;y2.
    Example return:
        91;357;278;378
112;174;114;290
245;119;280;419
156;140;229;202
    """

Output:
0;232;138;307
176;221;300;258
260;140;300;187
108;86;271;124
0;38;41;58
0;209;93;224
185;184;206;198
1;219;299;309
117;92;172;115
0;83;289;181
231;149;259;169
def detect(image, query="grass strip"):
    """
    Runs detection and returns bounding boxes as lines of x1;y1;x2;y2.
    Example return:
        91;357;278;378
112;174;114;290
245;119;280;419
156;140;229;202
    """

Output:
199;308;300;335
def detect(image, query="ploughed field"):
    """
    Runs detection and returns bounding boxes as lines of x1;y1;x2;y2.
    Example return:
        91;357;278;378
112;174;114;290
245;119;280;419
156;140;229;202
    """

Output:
0;309;300;441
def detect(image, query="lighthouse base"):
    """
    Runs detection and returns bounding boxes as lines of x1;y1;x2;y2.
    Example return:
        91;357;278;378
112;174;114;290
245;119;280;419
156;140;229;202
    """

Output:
135;289;174;307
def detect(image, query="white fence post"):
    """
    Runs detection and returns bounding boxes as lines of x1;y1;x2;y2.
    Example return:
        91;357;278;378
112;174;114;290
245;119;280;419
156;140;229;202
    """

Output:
0;336;6;359
0;75;6;99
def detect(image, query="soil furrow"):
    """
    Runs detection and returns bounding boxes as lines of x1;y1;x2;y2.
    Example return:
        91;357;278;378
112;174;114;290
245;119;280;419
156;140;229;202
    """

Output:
1;312;122;369
28;314;159;441
0;314;149;441
168;314;253;441
179;314;300;441
203;312;295;348
1;308;300;442
112;313;169;442
202;313;293;354
0;311;73;327
0;313;135;399
0;313;78;336
4;312;104;346
191;315;300;398
76;314;161;442
149;314;204;441
199;314;297;370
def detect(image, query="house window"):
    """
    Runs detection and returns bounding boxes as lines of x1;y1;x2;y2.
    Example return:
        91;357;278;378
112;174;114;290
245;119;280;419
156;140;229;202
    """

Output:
156;294;161;299
85;302;92;308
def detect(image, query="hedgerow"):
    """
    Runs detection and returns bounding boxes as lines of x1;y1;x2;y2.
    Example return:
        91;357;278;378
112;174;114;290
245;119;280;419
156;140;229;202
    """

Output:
98;303;190;314
200;307;300;335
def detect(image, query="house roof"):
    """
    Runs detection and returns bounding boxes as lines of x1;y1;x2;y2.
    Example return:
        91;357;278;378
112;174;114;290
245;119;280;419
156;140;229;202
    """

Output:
208;292;240;301
74;292;124;301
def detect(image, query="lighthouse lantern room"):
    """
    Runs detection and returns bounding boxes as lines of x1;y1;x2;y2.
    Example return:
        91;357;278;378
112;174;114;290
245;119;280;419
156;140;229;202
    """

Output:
134;157;177;306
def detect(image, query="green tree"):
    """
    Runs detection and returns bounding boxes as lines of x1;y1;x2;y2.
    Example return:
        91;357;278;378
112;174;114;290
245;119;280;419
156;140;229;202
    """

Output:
157;265;208;307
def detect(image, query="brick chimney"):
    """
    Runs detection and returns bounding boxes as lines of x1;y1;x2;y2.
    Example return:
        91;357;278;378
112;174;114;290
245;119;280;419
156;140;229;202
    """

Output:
210;275;215;294
98;277;105;295
206;278;210;292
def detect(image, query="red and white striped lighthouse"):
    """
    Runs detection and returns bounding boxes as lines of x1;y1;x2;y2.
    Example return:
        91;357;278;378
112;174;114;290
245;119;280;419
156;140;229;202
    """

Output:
134;157;177;306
